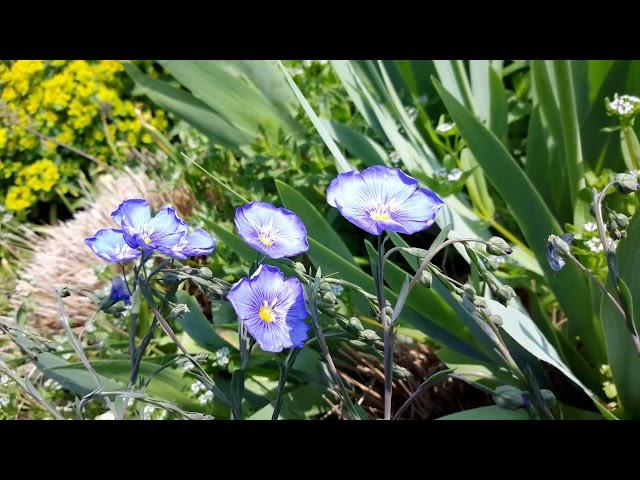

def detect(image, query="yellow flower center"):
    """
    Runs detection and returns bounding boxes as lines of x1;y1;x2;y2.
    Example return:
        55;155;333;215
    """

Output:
371;212;390;222
259;305;274;323
142;235;152;245
258;233;273;247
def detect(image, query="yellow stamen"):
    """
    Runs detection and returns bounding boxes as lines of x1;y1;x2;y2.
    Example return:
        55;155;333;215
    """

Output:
371;212;390;222
258;234;273;247
259;305;274;323
143;235;152;245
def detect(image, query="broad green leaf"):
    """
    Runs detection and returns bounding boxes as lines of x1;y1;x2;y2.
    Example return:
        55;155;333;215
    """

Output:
437;405;529;420
602;212;640;418
433;77;603;366
175;290;232;352
485;299;595;404
275;180;355;263
159;61;296;138
278;61;352;173
123;62;252;151
552;60;586;225
321;120;388;167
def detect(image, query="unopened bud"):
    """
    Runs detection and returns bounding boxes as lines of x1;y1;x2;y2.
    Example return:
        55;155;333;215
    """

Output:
384;306;394;318
495;285;515;305
484;256;501;271
319;282;332;292
486;237;513;256
540;389;556;408
322;291;337;304
393;364;412;381
612;212;629;228
348;317;364;331
419;270;433;288
493;385;528;410
293;262;307;275
359;329;381;342
199;267;213;279
463;284;476;296
615;173;639;194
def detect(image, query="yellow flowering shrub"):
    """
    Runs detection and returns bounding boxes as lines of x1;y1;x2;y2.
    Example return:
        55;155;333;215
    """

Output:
0;60;169;215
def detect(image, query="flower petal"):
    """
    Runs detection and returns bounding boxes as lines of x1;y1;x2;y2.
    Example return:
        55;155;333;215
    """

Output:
326;166;443;235
227;264;309;352
111;199;151;228
158;228;217;260
85;229;141;263
234;202;308;258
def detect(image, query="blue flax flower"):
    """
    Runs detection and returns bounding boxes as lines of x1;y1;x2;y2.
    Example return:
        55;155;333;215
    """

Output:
100;276;132;310
85;229;141;263
112;199;187;252
226;264;310;352
326;165;444;236
547;234;574;272
157;228;217;260
234;202;308;259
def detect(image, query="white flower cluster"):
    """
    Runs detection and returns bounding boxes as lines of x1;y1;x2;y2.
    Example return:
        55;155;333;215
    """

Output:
583;222;598;232
191;380;214;405
585;237;604;253
214;347;230;368
608;94;640;117
143;404;168;420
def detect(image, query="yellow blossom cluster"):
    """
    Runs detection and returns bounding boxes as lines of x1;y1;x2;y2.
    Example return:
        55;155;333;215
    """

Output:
0;60;169;213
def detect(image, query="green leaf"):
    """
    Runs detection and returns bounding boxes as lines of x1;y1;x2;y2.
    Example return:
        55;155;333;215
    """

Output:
123;62;252;152
322;120;388;167
159;61;296;138
437;405;529;420
174;291;232;352
433;77;603;366
275;180;355;263
581;61;630;171
602;212;640;418
278;61;352;173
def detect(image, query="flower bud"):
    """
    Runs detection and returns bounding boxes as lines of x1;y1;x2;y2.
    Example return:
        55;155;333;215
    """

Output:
319;282;332;292
486;236;513;256
57;287;71;298
547;234;574;272
540;389;556;409
293;262;307;276
393;364;412;381
419;270;433;288
359;329;381;342
167;303;190;321
463;284;476;296
322;291;338;304
199;267;213;279
348;317;364;332
495;285;515;305
612;212;629;228
493;385;527;410
615;173;639;194
384;306;394;318
484;256;501;271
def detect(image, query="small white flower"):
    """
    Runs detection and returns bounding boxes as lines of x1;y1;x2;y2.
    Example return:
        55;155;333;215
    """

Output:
436;122;455;134
198;390;214;405
0;374;10;386
190;380;205;394
583;222;597;232
586;237;604;253
447;168;463;182
608;94;640;117
143;404;157;419
84;323;97;333
215;347;230;368
389;151;400;164
0;394;10;408
61;353;72;360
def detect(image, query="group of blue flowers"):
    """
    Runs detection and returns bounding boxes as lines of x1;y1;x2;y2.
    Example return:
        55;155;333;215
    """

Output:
86;165;445;353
